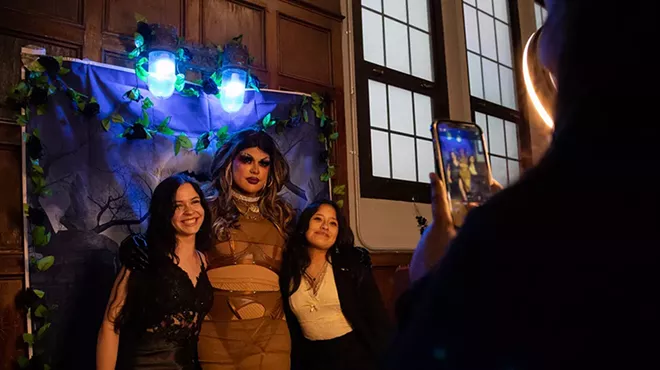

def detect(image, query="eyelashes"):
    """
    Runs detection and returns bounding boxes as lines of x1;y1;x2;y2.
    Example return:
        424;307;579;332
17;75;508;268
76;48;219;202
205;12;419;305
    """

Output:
238;154;270;167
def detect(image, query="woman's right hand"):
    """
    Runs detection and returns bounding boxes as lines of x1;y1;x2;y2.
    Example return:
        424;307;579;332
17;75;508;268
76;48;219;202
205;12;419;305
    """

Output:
118;234;149;271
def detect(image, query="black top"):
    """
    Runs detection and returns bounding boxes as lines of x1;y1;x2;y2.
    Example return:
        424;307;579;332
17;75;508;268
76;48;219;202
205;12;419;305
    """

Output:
281;247;392;370
116;255;214;370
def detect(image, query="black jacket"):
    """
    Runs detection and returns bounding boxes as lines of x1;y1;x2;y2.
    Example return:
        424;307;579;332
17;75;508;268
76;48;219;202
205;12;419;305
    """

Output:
281;247;392;370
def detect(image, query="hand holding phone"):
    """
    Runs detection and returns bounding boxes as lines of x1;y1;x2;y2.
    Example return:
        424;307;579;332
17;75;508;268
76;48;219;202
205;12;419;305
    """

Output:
431;120;494;228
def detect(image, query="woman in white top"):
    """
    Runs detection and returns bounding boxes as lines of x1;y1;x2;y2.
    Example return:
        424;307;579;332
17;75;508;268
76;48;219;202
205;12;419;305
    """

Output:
280;200;391;370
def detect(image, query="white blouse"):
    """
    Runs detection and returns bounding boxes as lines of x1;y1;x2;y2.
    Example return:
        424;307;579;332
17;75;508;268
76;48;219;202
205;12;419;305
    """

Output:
289;263;353;340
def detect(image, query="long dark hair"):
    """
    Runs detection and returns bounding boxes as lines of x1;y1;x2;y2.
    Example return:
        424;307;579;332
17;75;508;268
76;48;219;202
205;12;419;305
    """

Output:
282;200;354;295
112;174;212;331
206;128;294;239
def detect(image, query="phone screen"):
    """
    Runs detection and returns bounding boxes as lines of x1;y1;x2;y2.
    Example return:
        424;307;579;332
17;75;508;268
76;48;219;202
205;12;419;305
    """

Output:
433;121;492;227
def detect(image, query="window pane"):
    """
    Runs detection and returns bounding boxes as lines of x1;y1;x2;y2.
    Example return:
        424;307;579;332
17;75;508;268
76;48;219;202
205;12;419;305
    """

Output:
408;0;429;31
388;86;414;135
499;66;517;110
482;58;501;104
410;28;433;81
467;52;484;99
507;159;520;183
490;156;508;185
463;4;480;53
478;11;497;61
416;139;434;183
391;134;417;181
475;111;488;149
368;80;388;129
384;0;407;22
384;18;410;74
505;120;519;159
495;20;512;67
535;4;543;29
493;0;509;23
371;129;391;178
477;0;493;15
487;116;506;156
362;9;385;66
414;93;433;139
464;0;476;6
363;0;382;12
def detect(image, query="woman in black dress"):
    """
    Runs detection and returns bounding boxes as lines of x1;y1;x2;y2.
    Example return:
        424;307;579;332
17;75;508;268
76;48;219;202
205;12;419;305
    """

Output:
280;200;391;370
97;174;214;369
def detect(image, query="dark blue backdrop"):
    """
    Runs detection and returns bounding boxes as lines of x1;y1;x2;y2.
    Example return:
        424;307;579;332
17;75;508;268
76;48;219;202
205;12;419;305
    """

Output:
26;60;328;368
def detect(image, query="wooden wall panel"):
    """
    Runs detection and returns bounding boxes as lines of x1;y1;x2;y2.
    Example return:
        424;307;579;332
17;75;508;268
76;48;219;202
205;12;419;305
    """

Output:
0;34;80;121
278;14;332;86
201;0;266;70
0;123;25;370
0;1;83;25
103;0;185;36
0;279;26;370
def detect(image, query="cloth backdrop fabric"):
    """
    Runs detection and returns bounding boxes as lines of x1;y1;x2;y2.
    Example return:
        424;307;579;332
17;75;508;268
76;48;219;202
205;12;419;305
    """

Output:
26;59;329;369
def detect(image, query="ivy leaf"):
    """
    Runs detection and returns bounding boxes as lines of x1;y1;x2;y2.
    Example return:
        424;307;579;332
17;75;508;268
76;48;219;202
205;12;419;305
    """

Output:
157;116;174;135
329;132;339;141
36;256;55;271
311;92;322;104
138;110;150;127
320;166;336;182
34;304;49;318
312;104;323;119
231;34;244;44
32;163;44;175
16;114;28;126
134;12;148;23
142;97;154;110
175;74;186;92
37;322;51;340
35;104;47;115
320;115;327;127
54;56;64;67
174;134;192;156
195;132;211;153
27;60;46;73
135;57;149;82
303;109;309;123
111;113;124;123
261;113;272;129
336;199;344;208
23;203;29;216
17;355;29;368
134;32;145;48
216;126;229;145
125;87;142;102
332;185;346;196
181;88;200;97
318;133;326;143
128;47;141;60
32;226;50;247
33;289;45;299
101;119;111;131
23;333;34;345
59;67;71;76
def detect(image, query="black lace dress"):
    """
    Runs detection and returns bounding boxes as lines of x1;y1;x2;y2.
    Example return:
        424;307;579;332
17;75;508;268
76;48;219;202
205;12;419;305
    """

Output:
115;256;214;370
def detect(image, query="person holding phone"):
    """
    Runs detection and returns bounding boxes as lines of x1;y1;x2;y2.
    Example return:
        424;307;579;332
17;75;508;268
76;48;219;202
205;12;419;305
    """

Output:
386;1;658;369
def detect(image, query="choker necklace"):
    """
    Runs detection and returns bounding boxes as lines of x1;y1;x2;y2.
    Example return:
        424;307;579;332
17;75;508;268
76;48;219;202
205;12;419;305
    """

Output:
231;191;261;215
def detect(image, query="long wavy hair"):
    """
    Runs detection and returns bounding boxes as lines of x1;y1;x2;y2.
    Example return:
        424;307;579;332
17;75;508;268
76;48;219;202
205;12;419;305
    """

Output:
206;128;294;239
281;200;354;295
112;174;212;331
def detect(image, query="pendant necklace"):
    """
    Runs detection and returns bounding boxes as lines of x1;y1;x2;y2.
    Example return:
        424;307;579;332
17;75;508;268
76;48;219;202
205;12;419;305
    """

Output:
231;191;261;218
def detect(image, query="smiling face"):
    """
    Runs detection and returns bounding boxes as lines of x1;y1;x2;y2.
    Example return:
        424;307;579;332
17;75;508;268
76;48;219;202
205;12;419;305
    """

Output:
231;147;271;196
171;183;205;238
305;204;339;251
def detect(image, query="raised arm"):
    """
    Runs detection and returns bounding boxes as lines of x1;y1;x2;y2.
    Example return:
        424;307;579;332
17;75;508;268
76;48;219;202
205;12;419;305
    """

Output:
96;267;130;370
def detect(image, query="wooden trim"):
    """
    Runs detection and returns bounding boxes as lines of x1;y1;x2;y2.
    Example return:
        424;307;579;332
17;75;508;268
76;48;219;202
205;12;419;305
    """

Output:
0;8;85;47
279;0;345;22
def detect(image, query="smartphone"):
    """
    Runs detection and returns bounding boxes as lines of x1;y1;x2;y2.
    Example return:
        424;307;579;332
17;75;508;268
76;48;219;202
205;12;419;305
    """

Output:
431;120;493;228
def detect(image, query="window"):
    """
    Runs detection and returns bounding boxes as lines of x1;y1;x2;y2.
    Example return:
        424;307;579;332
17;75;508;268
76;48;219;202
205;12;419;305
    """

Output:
462;0;526;186
534;1;548;30
353;0;449;203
